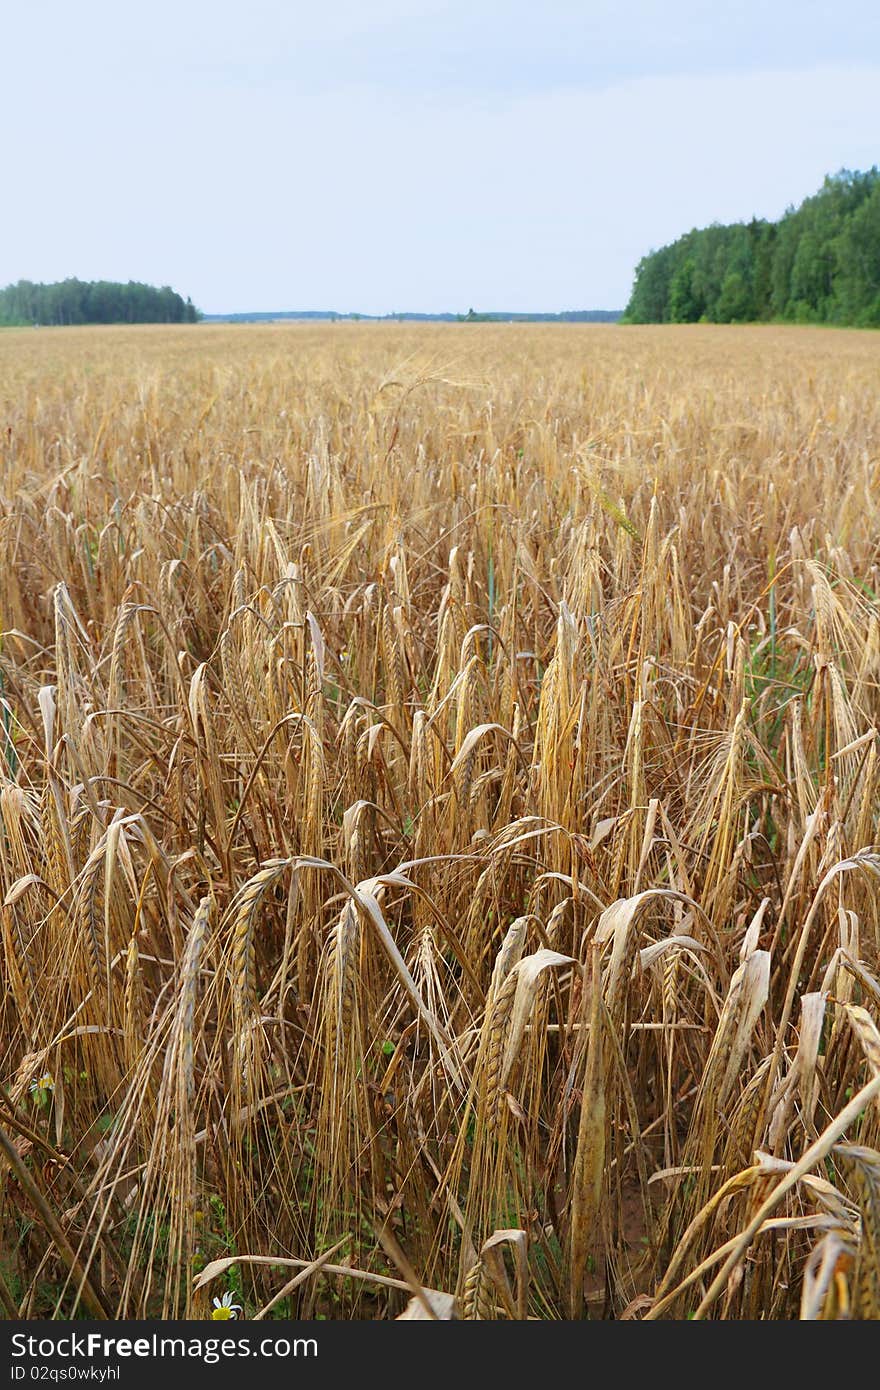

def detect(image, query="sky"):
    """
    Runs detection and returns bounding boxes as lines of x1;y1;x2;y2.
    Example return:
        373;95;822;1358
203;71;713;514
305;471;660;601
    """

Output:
1;2;879;314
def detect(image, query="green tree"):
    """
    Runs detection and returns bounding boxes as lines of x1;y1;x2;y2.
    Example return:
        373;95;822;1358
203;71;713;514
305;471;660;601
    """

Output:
716;270;754;322
832;180;880;325
669;257;703;321
623;244;677;322
624;167;880;328
0;278;200;326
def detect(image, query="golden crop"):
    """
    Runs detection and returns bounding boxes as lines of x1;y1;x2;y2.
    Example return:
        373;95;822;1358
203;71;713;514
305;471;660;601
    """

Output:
1;320;879;1319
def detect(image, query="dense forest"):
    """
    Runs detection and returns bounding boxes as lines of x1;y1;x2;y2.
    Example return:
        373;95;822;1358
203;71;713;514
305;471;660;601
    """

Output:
624;168;880;326
0;278;199;326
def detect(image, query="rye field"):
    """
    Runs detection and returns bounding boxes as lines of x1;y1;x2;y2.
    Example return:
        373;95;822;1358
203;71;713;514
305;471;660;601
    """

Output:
2;321;880;1320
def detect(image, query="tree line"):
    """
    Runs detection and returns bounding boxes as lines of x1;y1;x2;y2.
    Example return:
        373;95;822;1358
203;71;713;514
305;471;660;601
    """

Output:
624;168;880;326
0;278;200;326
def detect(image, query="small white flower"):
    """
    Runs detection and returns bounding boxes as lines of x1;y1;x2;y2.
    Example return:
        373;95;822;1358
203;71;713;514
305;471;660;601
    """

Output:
29;1073;55;1096
211;1291;242;1320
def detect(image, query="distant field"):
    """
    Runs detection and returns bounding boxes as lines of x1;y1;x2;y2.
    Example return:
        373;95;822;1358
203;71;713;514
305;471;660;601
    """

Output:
1;321;880;1320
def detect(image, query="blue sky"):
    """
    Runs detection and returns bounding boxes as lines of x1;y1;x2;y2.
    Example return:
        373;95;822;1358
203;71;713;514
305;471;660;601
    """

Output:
2;2;878;313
